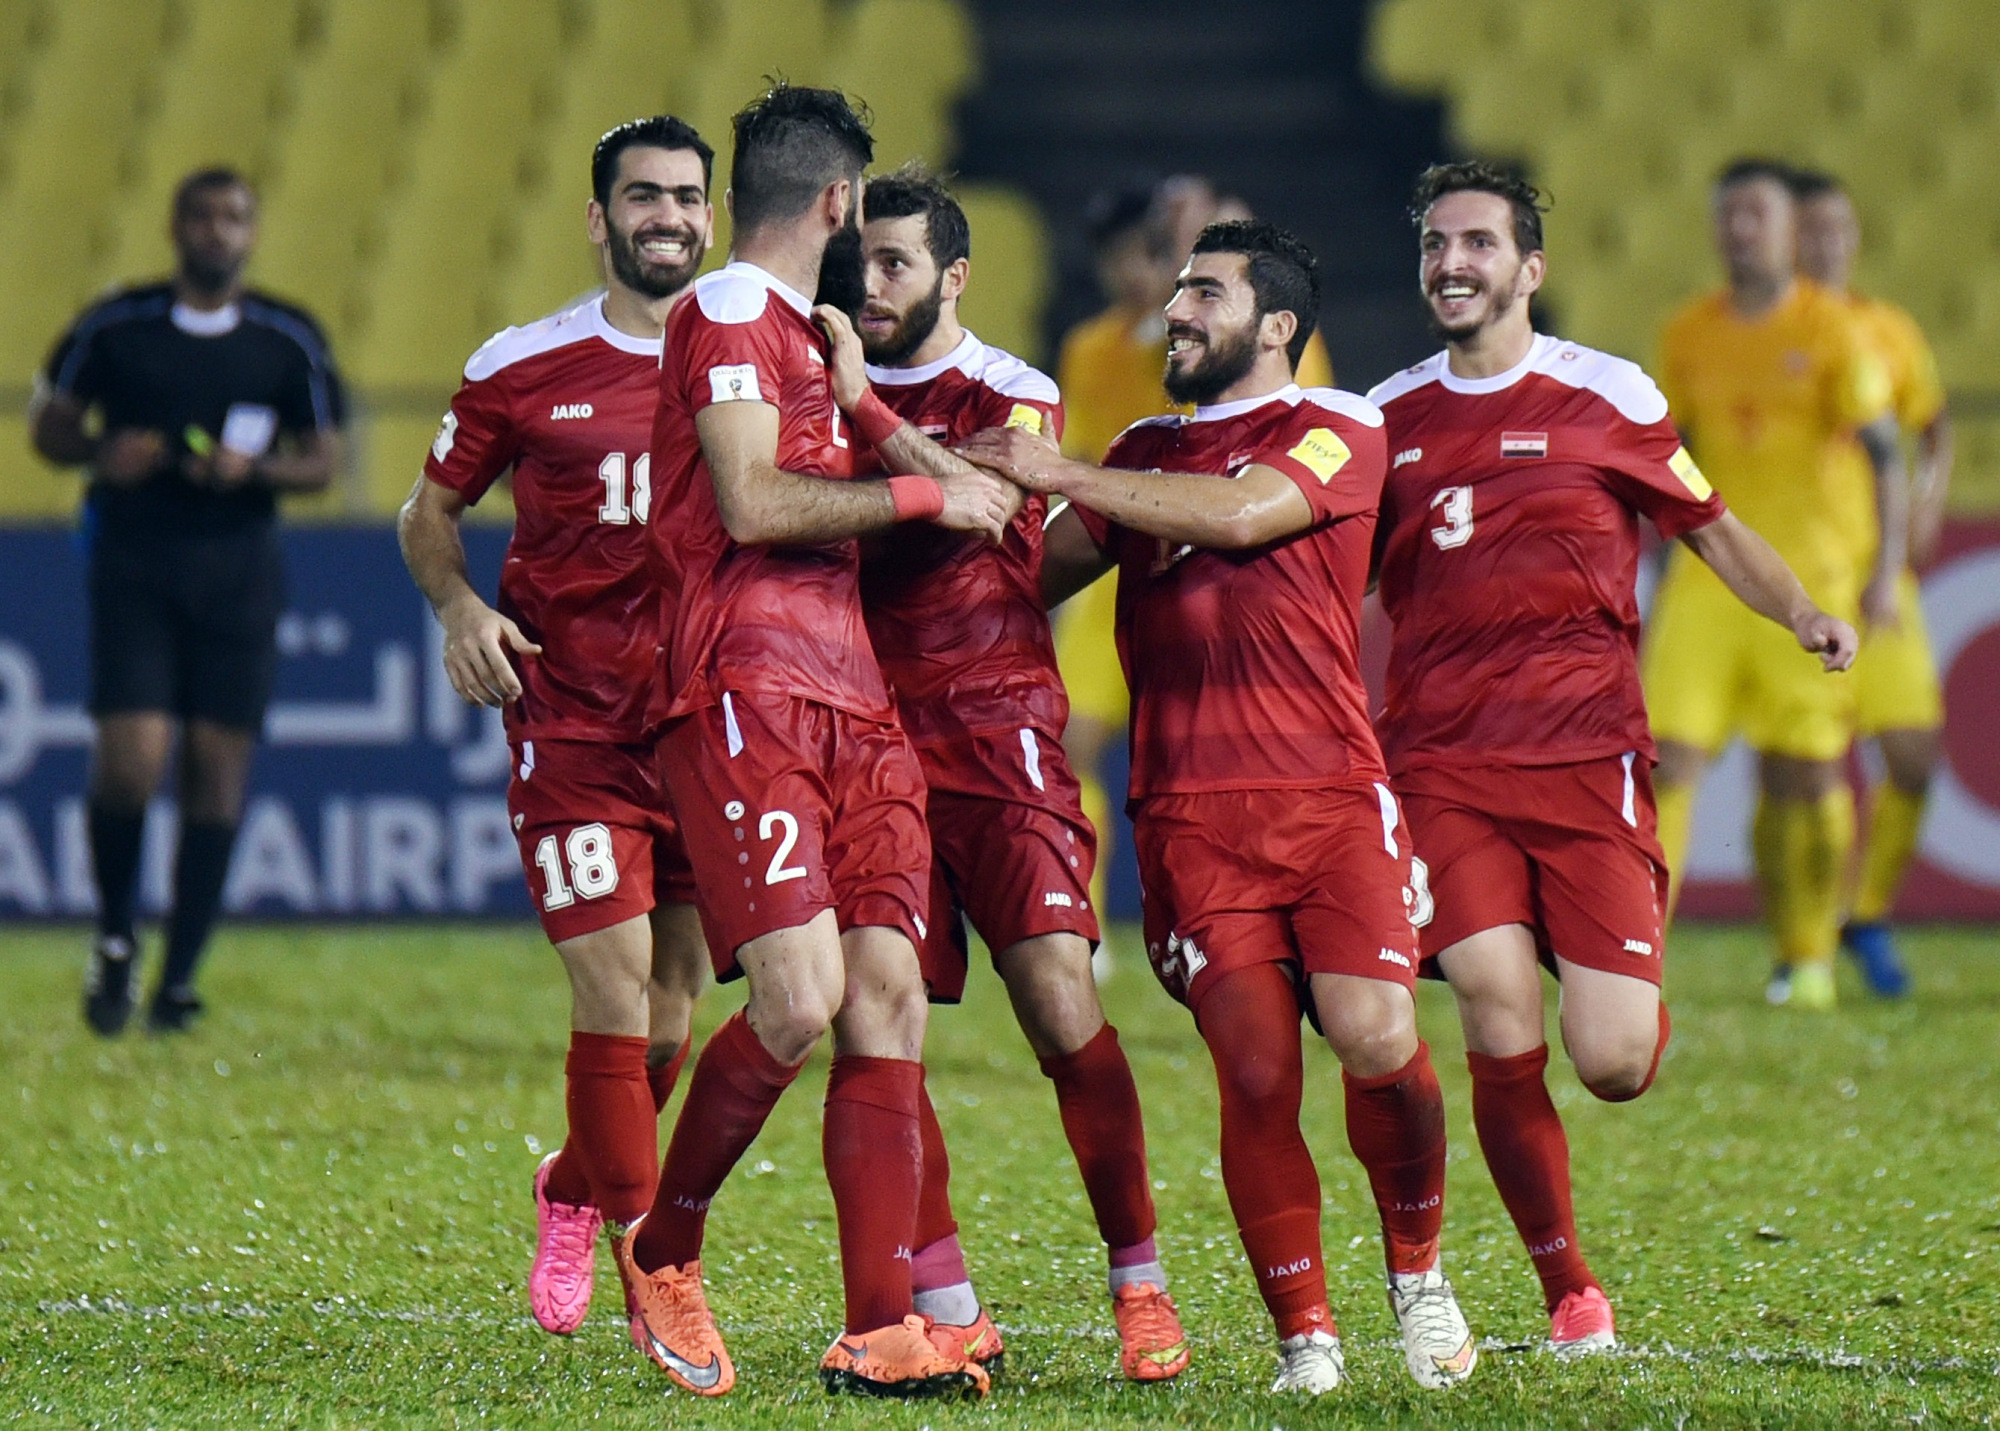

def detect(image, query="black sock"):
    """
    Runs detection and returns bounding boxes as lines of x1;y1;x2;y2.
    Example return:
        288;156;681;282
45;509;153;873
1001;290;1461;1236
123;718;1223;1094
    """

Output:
88;801;147;944
159;819;239;996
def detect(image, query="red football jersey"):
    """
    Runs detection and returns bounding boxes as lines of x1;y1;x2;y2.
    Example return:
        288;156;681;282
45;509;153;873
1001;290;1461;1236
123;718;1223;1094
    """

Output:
1079;384;1391;800
646;261;889;724
857;332;1067;748
424;295;665;741
1368;334;1727;772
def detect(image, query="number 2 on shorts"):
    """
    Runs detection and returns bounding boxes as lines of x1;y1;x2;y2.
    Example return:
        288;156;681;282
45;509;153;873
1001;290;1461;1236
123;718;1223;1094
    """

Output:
759;810;808;885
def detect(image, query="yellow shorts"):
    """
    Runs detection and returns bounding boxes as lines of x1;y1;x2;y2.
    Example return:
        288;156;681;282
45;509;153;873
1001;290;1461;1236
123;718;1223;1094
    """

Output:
1053;571;1128;728
1851;569;1944;735
1642;551;1856;761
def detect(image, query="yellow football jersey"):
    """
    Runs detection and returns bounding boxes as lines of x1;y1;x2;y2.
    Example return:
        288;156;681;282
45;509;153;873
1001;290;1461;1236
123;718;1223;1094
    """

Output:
1056;307;1333;462
1658;278;1893;600
1825;292;1947;563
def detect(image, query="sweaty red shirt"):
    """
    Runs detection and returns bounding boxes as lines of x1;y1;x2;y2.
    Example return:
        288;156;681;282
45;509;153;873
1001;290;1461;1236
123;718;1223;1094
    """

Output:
1079;384;1391;801
1369;334;1726;772
647;261;890;724
857;331;1067;746
424;295;665;742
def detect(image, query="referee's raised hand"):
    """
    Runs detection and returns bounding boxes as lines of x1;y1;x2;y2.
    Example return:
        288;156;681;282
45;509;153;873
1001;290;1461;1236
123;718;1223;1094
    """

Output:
439;593;542;707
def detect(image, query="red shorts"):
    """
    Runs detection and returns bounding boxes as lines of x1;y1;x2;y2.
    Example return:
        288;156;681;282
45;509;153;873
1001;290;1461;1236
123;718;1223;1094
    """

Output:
659;692;930;979
914;727;1100;1001
507;736;695;945
1396;754;1667;986
1132;783;1421;1015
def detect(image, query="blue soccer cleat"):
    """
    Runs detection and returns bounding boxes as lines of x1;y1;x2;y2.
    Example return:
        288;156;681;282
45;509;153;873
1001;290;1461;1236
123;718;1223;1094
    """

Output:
1840;921;1910;998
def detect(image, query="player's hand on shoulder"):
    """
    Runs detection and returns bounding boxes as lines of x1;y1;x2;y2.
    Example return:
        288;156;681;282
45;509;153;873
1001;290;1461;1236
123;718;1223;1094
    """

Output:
95;428;168;486
811;304;869;411
1796;609;1859;673
935;466;1014;544
440;594;542;707
957;424;1064;494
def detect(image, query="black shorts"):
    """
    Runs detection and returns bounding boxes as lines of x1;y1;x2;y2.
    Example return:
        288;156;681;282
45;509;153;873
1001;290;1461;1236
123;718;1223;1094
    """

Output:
89;525;285;731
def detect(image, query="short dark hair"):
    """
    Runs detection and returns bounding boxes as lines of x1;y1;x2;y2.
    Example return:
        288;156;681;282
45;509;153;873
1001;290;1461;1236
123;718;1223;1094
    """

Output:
730;82;874;232
1409;161;1546;257
1716;156;1798;193
1085;183;1163;255
1784;166;1844;202
862;164;970;269
1189;219;1321;368
173;167;253;220
592;115;714;207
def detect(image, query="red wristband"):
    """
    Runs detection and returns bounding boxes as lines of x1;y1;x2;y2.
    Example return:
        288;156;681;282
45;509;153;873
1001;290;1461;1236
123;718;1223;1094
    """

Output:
886;474;946;523
851;389;905;448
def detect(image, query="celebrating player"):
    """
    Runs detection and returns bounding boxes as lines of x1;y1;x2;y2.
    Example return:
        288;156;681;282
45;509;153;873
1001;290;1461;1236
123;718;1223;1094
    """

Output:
964;221;1475;1396
1645;159;1904;1011
1792;168;1954;997
614;86;1011;1401
398;117;716;1338
1369;163;1859;1353
849;168;1188;1381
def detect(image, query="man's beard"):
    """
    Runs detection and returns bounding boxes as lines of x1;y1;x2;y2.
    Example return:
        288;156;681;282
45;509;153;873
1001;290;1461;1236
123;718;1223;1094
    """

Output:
1425;274;1516;343
181;249;244;295
815;219;867;314
1163;322;1261;405
860;279;944;366
606;220;701;299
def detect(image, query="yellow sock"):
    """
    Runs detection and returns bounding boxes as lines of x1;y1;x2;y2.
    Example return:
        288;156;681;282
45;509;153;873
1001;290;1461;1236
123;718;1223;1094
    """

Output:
1763;790;1856;968
1852;784;1926;923
1078;771;1114;926
1751;795;1791;957
1655;780;1697;926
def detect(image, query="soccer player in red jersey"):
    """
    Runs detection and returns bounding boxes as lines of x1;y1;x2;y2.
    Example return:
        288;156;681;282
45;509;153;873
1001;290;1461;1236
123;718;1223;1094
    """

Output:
963;221;1475;1396
849;168;1188;1381
398;117;717;1340
614;86;1012;1401
1368;162;1859;1352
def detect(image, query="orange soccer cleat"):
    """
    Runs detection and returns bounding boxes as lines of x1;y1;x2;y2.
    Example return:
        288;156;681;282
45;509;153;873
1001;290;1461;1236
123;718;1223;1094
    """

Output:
925;1305;1005;1374
613;1231;734;1396
820;1314;990;1400
1113;1282;1191;1381
1549;1285;1617;1355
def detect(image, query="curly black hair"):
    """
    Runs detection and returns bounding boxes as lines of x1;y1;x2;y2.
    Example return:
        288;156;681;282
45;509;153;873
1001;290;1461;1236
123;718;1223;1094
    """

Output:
1189;219;1321;368
729;82;874;232
1409;161;1549;256
862;163;971;269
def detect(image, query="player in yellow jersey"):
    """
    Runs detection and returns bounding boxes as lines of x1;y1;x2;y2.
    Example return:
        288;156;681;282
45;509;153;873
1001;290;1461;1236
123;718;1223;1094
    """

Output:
1643;159;1905;1012
1053;183;1333;945
1791;169;1953;998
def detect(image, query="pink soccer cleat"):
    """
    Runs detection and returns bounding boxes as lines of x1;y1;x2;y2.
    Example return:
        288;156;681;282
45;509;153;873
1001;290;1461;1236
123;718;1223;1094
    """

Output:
530;1151;602;1334
1549;1285;1616;1355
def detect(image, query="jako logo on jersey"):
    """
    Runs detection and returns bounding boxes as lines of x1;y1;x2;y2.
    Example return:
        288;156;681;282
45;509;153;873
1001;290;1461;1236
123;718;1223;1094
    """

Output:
1044;891;1074;908
550;403;594;420
1379;948;1412;969
1393;447;1423;468
1624;938;1656;956
1500;431;1547;458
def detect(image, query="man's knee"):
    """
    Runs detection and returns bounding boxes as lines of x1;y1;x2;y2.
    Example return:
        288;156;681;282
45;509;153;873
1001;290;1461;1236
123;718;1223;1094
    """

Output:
90;714;174;810
1572;1003;1670;1103
739;917;848;1064
996;932;1104;1058
1760;753;1840;802
1312;974;1419;1078
180;721;257;822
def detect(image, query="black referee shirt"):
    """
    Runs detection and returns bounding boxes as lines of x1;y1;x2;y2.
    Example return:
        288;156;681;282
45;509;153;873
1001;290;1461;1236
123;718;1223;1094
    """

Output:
44;283;346;539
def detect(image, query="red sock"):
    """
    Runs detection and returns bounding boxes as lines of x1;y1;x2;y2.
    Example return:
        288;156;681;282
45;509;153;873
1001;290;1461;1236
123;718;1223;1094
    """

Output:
1039;1022;1158;1250
632;1011;801;1274
1343;1041;1447;1276
1198;965;1332;1339
915;1078;960;1251
824;1055;924;1334
544;1032;655;1223
647;1038;692;1114
1468;1045;1597;1311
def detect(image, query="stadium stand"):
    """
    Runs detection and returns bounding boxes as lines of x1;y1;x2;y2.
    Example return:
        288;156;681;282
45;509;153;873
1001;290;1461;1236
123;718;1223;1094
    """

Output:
1368;0;2000;508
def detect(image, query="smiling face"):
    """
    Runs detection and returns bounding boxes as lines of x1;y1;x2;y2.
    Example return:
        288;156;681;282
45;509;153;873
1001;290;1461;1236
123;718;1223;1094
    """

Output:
1162;252;1274;405
1418;189;1542;344
590;145;711;299
860;212;961;365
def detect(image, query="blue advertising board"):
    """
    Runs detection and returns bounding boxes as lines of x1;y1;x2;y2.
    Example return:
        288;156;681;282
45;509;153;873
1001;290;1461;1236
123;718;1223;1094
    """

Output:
0;525;531;919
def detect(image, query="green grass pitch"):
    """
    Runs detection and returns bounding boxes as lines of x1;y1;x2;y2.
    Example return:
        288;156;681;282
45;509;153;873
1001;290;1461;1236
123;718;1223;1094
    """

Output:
3;922;1996;1428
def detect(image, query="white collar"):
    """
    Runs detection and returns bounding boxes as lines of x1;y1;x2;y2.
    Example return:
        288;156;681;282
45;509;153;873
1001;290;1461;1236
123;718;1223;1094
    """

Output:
866;330;979;386
589;294;664;357
1436;333;1552;395
725;260;813;317
1189;383;1301;423
171;301;241;336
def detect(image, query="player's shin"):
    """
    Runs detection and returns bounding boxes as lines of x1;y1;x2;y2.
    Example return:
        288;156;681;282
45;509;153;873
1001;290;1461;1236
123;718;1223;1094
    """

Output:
1853;781;1925;924
558;1031;657;1224
912;1081;982;1328
825;1056;925;1334
1039;1023;1162;1282
1342;1044;1447;1276
1467;1045;1597;1311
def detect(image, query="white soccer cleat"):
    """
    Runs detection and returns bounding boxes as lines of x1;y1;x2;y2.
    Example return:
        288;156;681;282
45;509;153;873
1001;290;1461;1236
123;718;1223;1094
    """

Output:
1271;1328;1344;1393
1388;1266;1478;1388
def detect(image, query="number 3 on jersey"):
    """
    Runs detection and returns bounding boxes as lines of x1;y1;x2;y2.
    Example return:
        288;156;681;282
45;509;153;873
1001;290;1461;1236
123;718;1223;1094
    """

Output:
1429;484;1474;550
598;452;651;524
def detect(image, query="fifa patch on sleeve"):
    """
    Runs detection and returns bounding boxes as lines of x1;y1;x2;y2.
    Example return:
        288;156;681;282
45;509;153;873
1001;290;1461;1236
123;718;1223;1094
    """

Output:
431;410;459;462
1667;445;1713;500
708;363;763;404
1005;403;1045;434
1286;427;1352;483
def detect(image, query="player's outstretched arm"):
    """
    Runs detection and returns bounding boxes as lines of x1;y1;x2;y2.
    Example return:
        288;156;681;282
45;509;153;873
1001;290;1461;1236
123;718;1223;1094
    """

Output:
1858;414;1909;629
959;424;1312;550
397;475;541;706
1681;511;1858;672
1041;501;1115;609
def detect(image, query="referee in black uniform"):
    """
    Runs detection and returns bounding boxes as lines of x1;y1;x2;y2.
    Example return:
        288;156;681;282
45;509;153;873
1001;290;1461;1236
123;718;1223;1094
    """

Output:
29;167;346;1035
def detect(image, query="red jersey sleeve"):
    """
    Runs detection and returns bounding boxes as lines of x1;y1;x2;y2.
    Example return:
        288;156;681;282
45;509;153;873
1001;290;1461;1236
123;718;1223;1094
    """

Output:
1601;410;1727;540
677;302;791;418
423;368;520;505
1255;404;1387;526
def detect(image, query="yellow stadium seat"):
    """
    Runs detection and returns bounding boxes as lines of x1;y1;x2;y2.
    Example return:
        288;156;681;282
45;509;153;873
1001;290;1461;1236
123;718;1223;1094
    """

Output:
1775;0;1917;61
953;185;1050;364
832;0;977;170
1512;0;1651;60
1646;0;1784;58
0;415;79;520
1909;0;2000;60
1370;0;1521;96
